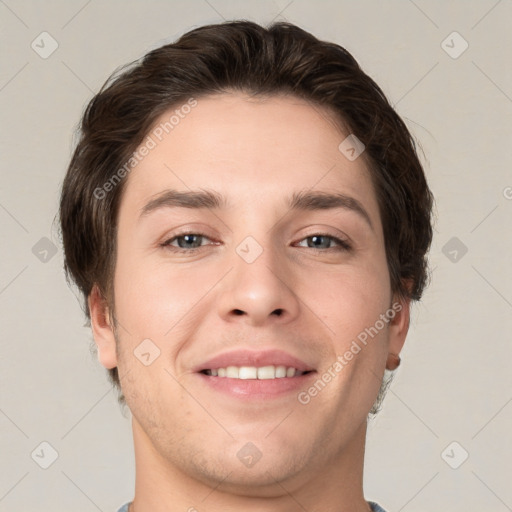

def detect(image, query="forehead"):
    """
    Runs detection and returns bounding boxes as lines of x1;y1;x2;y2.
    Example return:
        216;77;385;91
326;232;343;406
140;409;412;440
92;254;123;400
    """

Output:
119;92;381;227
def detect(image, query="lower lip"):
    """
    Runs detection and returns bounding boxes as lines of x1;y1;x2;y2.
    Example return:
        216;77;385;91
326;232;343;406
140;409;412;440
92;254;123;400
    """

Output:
196;372;316;400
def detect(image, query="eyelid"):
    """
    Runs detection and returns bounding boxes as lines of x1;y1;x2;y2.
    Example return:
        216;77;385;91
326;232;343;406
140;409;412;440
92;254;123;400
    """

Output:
294;232;352;251
160;230;216;250
297;225;353;247
160;229;352;253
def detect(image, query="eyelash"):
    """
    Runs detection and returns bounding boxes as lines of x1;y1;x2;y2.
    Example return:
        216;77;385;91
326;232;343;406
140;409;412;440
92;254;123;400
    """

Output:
160;232;352;254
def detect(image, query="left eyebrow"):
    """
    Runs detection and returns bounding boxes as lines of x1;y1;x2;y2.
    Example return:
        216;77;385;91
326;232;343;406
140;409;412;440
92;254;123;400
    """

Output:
139;188;373;231
287;190;374;231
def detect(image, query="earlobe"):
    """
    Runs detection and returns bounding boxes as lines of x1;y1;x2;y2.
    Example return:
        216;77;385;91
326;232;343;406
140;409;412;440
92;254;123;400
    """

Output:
88;284;118;370
386;285;412;371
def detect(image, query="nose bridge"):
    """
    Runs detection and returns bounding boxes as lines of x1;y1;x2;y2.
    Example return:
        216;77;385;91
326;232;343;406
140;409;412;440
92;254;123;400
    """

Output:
230;199;283;270
218;227;300;326
234;229;285;295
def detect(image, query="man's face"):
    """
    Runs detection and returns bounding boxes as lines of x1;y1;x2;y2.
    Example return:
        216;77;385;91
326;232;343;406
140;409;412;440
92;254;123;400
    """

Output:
97;92;406;490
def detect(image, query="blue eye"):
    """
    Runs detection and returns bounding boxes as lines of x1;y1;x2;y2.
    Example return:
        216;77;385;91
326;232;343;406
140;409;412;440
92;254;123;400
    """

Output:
160;232;352;254
296;234;352;252
161;233;212;252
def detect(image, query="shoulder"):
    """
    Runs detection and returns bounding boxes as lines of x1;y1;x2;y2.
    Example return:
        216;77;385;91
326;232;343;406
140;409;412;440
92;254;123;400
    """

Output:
116;503;131;512
368;501;389;512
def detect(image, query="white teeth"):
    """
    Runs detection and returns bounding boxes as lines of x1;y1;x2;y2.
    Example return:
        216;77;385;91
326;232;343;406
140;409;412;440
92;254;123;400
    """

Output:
275;366;287;378
238;366;257;379
258;365;281;379
226;366;239;378
204;365;306;379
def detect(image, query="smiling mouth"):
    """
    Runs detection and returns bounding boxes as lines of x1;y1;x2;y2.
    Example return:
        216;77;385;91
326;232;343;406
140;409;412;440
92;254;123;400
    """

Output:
200;365;314;379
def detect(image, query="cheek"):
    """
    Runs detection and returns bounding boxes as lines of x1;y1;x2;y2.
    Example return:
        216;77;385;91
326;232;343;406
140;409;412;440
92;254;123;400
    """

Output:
112;248;216;341
319;260;391;337
315;268;391;395
315;265;391;398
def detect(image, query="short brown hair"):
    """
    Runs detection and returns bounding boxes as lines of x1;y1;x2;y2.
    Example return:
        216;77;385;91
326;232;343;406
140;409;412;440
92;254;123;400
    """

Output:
59;20;434;407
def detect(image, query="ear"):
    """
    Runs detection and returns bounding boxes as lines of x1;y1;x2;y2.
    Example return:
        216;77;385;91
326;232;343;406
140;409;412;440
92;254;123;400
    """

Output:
88;284;118;369
387;280;413;364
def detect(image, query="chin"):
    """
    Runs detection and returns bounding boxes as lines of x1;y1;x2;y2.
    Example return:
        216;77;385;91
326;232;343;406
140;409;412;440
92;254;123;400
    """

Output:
207;460;304;494
184;443;309;492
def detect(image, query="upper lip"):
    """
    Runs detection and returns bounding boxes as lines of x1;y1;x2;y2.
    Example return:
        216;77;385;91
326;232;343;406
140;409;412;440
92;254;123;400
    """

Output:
195;349;316;373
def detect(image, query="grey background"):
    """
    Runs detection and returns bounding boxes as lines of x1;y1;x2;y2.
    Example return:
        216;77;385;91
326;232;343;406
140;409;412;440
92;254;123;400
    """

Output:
1;1;511;511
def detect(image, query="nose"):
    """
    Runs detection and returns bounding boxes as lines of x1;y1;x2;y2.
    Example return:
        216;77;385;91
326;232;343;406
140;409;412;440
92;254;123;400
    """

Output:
217;237;301;327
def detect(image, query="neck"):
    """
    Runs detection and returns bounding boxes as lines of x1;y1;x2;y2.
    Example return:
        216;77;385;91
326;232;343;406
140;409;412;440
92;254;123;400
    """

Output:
128;416;372;512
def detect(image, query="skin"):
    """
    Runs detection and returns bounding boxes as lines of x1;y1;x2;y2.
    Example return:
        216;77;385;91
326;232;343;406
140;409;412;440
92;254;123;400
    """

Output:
89;92;410;512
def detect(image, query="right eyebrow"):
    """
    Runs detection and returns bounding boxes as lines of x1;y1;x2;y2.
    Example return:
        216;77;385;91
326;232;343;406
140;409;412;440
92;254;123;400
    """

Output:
139;189;226;220
138;187;374;232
